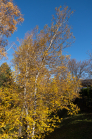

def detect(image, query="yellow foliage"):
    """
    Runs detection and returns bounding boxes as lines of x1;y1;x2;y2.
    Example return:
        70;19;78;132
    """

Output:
0;5;80;139
0;0;24;59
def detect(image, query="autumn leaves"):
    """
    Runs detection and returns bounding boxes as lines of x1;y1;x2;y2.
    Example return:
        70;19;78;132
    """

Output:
0;1;80;139
0;0;24;59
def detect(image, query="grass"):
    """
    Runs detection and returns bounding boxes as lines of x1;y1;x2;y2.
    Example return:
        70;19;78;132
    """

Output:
44;113;92;139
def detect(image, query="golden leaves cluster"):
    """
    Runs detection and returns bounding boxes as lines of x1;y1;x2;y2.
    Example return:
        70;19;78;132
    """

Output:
0;0;24;37
0;0;24;58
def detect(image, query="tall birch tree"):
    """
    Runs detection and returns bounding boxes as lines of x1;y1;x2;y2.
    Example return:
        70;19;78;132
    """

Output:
12;6;80;139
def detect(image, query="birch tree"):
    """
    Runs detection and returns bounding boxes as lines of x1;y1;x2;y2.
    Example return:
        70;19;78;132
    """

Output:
0;0;24;59
12;6;80;139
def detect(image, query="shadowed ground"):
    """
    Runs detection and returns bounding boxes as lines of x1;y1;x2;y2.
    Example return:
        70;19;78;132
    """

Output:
44;113;92;139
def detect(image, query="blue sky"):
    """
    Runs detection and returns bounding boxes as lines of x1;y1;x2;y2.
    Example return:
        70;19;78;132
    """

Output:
1;0;92;67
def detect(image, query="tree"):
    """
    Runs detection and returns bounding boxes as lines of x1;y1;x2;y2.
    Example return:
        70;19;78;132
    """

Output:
0;85;22;139
0;0;24;59
86;52;92;79
68;59;90;79
0;62;13;87
9;6;80;139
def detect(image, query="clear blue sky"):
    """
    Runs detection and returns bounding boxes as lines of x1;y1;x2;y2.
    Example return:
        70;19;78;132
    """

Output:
1;0;92;66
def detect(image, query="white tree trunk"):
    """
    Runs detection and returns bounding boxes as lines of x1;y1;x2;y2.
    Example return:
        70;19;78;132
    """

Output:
32;72;39;138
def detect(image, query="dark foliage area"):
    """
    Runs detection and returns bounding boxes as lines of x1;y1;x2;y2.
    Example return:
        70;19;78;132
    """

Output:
73;87;92;113
0;62;13;87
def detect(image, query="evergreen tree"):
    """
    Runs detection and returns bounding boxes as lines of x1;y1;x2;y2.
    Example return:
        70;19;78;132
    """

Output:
0;62;13;87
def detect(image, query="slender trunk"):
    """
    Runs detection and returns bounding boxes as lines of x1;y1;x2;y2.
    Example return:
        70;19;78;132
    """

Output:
19;125;22;137
32;72;39;138
18;114;22;137
24;69;29;138
18;103;24;138
22;49;29;138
